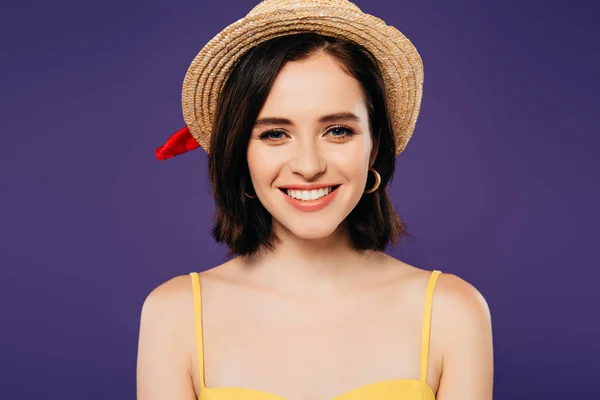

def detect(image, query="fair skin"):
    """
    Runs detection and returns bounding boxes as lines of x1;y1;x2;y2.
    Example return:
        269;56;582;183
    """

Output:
137;52;494;400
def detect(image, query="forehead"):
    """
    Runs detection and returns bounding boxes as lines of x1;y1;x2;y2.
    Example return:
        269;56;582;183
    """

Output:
258;52;367;120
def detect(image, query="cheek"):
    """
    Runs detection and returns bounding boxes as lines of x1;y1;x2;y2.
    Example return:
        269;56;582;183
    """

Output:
247;144;279;188
331;140;372;181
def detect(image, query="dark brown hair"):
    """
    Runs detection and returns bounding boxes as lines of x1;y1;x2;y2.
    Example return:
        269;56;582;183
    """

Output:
208;33;410;256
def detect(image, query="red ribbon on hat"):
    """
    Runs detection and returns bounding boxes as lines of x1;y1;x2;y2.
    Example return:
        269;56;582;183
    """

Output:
155;126;200;160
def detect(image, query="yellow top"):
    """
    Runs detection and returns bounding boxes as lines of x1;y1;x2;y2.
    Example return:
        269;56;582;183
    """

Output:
190;270;442;400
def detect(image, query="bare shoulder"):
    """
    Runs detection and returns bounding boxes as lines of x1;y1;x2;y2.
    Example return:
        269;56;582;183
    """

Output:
429;273;494;397
141;258;245;309
433;272;492;346
137;274;198;399
138;274;196;349
435;273;491;321
138;274;199;350
141;274;194;319
380;255;491;338
140;259;244;315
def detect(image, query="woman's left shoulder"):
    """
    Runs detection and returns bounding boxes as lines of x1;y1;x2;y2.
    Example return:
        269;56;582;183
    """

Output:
381;256;491;324
434;272;490;316
432;271;492;340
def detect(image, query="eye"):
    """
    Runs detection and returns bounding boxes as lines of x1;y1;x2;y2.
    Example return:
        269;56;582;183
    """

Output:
326;125;355;140
259;129;289;142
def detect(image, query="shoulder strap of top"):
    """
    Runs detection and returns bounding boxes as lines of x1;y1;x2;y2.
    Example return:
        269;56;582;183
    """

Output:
420;270;442;383
190;272;206;389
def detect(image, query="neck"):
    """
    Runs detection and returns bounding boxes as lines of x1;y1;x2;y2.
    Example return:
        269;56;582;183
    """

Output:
241;220;382;298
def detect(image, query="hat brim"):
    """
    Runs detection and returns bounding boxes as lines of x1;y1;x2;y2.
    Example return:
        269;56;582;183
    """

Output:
182;6;424;156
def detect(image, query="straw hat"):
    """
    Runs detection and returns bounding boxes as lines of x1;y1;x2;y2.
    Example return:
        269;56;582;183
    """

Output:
156;0;424;160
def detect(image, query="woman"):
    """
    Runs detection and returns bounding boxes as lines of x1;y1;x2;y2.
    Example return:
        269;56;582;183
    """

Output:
137;1;493;399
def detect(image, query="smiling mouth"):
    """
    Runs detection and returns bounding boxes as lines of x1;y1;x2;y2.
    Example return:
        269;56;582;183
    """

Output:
279;185;341;201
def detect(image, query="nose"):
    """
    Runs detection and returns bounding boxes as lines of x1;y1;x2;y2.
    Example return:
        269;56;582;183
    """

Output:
288;140;326;180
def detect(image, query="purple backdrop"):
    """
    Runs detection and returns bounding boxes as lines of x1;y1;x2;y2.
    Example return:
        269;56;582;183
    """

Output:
1;0;598;398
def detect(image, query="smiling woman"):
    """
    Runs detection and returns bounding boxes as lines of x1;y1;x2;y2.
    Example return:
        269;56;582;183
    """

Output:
138;1;493;400
210;34;404;254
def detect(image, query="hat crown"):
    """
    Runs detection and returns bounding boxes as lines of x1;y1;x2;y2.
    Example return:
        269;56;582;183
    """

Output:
248;0;362;16
180;0;423;157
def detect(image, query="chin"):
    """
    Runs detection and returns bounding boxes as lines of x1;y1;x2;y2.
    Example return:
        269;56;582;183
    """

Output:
278;218;342;241
292;226;338;241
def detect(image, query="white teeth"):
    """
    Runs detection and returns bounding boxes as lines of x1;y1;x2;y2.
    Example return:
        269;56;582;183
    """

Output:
285;187;333;201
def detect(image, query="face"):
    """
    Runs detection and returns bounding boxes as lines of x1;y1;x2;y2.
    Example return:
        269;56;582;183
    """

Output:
246;52;375;240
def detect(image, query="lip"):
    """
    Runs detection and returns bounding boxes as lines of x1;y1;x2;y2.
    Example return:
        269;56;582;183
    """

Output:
280;185;340;212
278;183;340;190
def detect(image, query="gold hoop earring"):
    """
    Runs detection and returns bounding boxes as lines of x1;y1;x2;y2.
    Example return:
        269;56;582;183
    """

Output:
364;168;381;194
244;180;257;198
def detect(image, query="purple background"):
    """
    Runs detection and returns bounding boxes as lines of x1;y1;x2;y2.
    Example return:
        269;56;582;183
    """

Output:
1;0;598;398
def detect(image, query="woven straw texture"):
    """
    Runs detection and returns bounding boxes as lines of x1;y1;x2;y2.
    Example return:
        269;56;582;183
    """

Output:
181;0;424;156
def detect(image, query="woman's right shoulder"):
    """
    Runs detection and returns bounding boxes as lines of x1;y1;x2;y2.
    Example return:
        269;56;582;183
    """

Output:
140;264;232;311
139;274;196;325
141;258;243;313
137;273;202;399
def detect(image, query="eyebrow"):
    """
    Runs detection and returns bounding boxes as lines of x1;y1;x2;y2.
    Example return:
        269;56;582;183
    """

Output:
253;112;361;127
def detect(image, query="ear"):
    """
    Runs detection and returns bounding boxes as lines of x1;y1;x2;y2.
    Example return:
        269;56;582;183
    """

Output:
369;134;380;168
